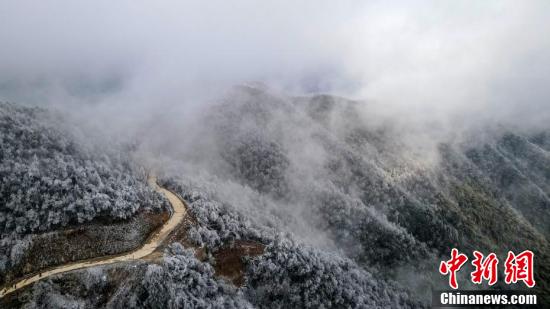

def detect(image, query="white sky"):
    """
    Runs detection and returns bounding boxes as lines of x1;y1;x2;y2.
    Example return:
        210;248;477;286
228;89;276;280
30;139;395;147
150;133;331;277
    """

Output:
0;0;549;128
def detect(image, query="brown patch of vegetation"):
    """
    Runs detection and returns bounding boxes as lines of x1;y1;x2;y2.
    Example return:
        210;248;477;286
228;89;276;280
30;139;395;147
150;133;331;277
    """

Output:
212;240;265;286
143;192;265;287
1;210;167;287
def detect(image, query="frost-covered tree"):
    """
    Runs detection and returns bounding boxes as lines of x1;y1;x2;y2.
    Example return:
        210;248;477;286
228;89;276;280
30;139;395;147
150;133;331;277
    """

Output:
0;102;167;282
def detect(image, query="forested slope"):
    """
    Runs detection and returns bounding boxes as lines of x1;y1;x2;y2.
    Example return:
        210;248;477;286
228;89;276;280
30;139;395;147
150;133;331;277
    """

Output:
1;86;549;307
0;102;167;285
183;86;550;300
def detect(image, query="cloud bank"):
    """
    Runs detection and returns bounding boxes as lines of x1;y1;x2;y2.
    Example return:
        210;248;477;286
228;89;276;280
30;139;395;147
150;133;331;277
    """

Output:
0;0;549;133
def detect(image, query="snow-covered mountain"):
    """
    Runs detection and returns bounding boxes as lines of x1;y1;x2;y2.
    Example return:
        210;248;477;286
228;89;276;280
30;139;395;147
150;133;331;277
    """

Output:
1;86;549;307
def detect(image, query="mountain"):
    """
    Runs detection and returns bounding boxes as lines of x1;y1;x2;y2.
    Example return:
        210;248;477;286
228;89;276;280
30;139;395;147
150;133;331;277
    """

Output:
0;86;549;307
0;103;168;288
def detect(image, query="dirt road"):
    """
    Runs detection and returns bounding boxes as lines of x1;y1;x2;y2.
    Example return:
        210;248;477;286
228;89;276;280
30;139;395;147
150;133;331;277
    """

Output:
0;175;186;298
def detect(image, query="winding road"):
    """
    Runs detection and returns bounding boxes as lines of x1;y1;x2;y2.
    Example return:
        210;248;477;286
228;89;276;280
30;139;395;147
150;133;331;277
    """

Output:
0;175;186;298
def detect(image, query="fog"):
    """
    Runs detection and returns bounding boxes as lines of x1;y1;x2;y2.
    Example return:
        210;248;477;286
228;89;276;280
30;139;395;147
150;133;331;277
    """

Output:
0;1;347;104
2;3;550;301
1;0;549;225
1;1;549;129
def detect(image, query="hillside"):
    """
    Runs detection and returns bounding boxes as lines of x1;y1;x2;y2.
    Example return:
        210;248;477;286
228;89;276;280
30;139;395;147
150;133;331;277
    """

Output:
0;103;168;287
0;87;549;307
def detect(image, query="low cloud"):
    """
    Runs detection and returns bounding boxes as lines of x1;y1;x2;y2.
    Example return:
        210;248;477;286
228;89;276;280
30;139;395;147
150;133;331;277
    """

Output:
0;1;549;137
